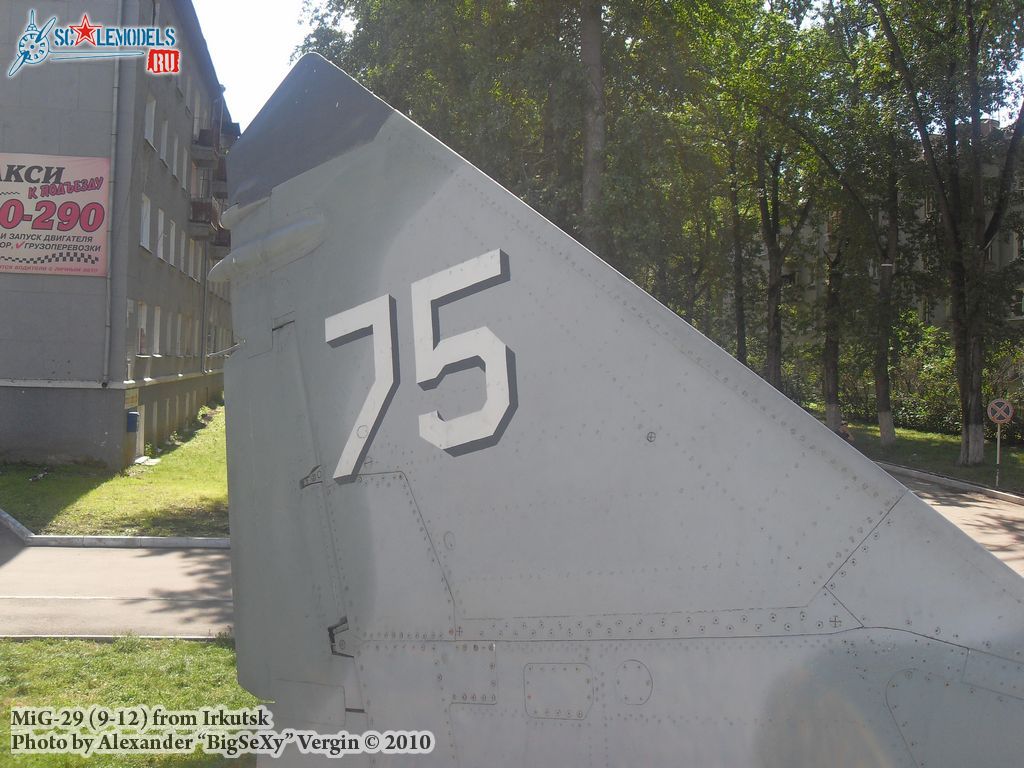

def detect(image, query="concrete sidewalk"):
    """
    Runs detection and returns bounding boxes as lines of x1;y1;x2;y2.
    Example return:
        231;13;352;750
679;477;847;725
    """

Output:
0;526;232;638
892;469;1024;578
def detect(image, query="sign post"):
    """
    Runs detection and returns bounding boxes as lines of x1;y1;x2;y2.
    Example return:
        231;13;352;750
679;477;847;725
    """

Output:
986;398;1014;488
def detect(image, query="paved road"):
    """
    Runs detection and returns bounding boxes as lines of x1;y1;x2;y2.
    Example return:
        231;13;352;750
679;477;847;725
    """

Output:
0;526;232;637
0;470;1021;637
895;472;1024;578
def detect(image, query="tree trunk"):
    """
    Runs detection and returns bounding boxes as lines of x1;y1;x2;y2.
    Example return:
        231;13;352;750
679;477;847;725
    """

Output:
949;248;987;465
541;8;569;231
653;258;671;309
580;0;605;254
728;143;748;366
874;164;898;446
756;144;784;390
823;242;843;431
956;323;986;464
765;250;784;391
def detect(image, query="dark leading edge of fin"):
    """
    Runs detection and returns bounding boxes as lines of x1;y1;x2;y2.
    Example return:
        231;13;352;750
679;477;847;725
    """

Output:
228;53;392;207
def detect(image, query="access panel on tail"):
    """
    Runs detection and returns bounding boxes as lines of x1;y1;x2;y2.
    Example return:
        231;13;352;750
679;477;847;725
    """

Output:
212;53;1024;767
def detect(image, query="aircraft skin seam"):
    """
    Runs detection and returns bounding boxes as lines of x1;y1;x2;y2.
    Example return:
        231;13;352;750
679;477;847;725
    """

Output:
281;320;348;622
352;462;873;641
824;619;986;675
821;490;907;593
882;668;925;767
822;588;866;631
824;487;1024;662
468;606;830;620
371;469;457;634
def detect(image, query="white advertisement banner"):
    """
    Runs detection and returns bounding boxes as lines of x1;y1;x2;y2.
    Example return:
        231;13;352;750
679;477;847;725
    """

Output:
0;152;110;276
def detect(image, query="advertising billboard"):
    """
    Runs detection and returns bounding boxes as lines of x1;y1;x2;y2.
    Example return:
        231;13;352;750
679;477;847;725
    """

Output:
0;152;110;277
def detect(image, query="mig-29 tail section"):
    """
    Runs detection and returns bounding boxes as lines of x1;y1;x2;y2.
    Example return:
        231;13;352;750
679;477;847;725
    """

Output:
213;53;1024;766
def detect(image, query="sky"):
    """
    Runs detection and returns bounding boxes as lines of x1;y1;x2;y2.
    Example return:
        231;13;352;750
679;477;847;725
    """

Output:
190;3;1020;132
191;0;320;131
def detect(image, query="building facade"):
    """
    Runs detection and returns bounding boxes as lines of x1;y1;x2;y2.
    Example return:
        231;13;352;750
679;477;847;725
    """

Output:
0;0;236;468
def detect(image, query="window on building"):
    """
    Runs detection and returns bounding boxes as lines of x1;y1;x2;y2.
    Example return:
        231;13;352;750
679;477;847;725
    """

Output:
126;300;137;375
156;209;165;259
138;301;148;354
179;231;185;271
181;151;188;190
168;220;176;268
1012;289;1024;319
169;313;178;358
172;135;179;178
160;119;168;164
153;306;162;355
176;314;183;356
144;96;156;145
191;163;203;198
193;93;201;136
167;312;176;358
139;195;151;250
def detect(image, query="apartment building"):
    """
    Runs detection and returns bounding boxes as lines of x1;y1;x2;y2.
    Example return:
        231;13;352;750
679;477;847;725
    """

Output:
0;0;236;467
795;118;1024;324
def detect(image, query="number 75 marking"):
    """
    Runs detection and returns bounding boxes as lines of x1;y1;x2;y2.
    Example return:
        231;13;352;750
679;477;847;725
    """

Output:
325;250;517;482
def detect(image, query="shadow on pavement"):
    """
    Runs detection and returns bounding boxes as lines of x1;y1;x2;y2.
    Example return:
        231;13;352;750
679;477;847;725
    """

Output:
965;510;1024;552
123;547;235;634
909;486;995;510
0;525;24;569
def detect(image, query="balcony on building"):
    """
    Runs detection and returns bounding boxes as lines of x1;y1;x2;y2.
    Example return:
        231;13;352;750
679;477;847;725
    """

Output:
189;198;223;239
191;117;241;167
212;157;228;200
210;228;231;261
189;170;223;240
190;127;221;168
221;121;241;150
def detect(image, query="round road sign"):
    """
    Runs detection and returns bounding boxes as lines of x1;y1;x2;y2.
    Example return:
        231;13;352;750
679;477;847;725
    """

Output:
987;398;1014;425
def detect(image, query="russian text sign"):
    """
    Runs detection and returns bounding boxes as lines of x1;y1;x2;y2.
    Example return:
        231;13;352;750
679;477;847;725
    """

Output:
0;152;110;276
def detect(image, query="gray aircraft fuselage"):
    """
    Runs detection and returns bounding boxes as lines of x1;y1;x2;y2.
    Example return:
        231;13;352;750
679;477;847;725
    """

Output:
213;54;1024;766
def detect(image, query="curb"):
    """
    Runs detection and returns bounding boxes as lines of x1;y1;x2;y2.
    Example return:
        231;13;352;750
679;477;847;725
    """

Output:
877;461;1024;507
0;505;33;541
0;634;230;642
0;506;229;549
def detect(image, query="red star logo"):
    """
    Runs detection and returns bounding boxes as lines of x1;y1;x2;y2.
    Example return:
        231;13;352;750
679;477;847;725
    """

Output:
69;14;101;46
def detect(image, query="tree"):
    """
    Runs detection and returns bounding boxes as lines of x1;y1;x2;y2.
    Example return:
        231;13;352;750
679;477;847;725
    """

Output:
866;0;1024;463
683;0;816;383
580;0;606;253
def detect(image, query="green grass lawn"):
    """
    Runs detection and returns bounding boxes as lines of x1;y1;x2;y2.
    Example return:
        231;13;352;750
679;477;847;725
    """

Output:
0;410;228;537
844;420;1024;494
0;637;258;767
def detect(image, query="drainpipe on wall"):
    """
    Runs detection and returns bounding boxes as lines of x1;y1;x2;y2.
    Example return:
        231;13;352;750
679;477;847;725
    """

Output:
101;0;125;387
200;246;209;373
